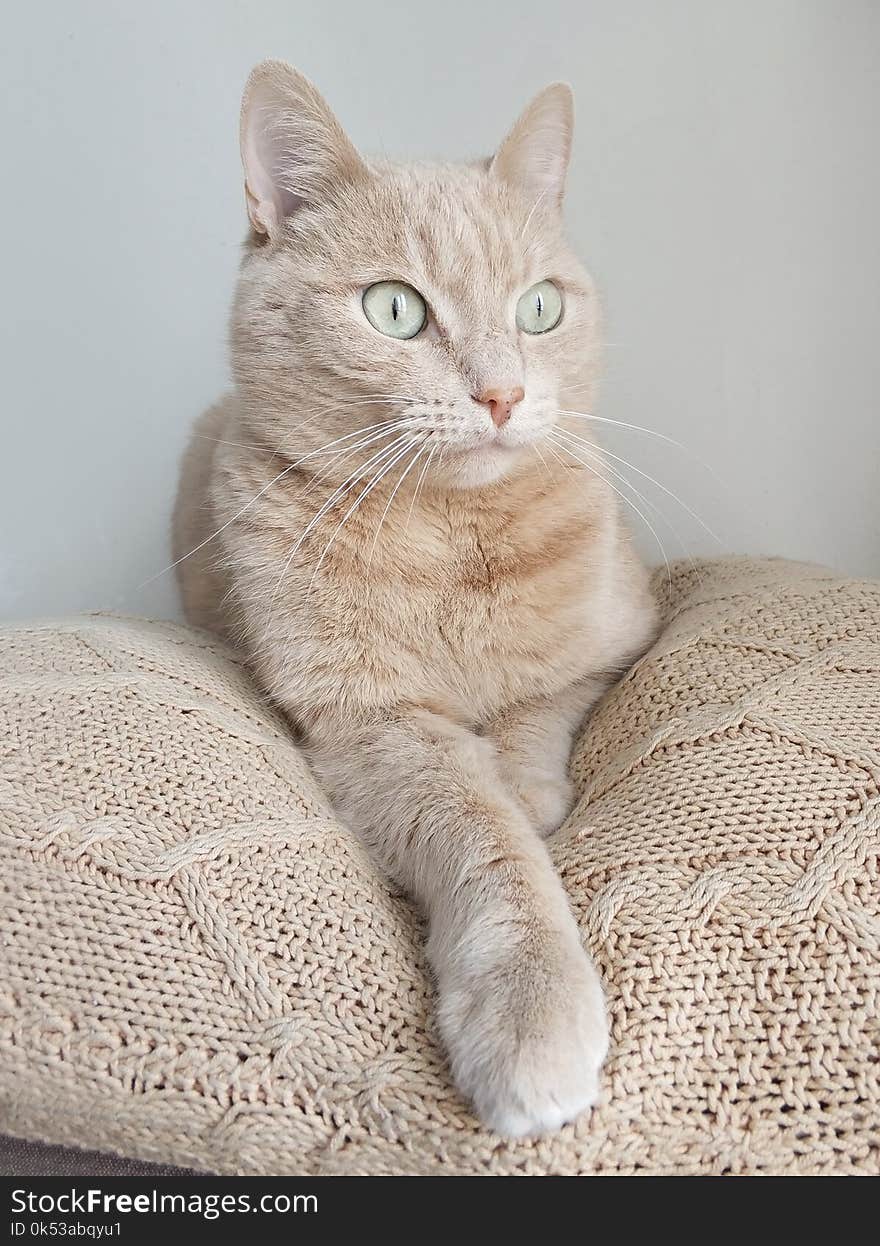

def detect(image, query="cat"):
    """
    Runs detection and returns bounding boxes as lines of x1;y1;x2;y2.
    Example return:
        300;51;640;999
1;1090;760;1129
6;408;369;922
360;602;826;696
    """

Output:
173;59;658;1137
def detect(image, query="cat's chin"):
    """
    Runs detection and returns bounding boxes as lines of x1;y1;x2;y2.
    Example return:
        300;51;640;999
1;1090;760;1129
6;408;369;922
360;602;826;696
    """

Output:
438;442;526;490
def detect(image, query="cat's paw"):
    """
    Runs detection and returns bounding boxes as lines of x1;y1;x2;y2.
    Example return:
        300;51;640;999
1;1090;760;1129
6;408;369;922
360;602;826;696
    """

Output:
438;938;608;1137
504;766;576;838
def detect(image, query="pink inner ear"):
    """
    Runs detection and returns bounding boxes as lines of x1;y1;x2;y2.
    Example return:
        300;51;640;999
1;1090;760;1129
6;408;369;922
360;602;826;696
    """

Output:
242;98;304;235
239;61;369;236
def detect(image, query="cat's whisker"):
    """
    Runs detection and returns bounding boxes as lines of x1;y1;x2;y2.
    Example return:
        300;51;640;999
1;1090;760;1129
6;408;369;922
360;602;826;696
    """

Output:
204;395;413;461
548;431;672;585
308;438;420;592
304;420;416;467
404;444;437;535
268;394;421;458
263;434;414;632
558;407;695;456
552;426;698;578
275;421;411;486
367;439;430;568
140;419;410;590
267;397;384;454
531;443;554;480
555;424;721;546
191;433;277;454
558;405;725;492
294;424;422;501
553;433;716;585
280;434;414;556
553;427;659;510
296;441;366;500
541;439;576;477
305;392;421;415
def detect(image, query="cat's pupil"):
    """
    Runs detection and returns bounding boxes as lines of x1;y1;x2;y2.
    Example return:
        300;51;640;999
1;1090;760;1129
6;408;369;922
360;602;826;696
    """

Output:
536;292;544;318
392;293;404;321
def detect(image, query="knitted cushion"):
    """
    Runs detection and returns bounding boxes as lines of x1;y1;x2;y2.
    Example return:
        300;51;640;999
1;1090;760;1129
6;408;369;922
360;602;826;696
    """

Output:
0;558;878;1175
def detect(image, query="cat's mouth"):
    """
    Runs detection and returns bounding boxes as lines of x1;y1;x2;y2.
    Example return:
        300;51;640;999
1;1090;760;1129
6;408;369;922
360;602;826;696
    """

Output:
445;436;520;459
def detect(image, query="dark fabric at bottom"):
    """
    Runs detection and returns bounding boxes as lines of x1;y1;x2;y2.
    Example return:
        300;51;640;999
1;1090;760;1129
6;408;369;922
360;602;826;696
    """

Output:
0;1133;206;1177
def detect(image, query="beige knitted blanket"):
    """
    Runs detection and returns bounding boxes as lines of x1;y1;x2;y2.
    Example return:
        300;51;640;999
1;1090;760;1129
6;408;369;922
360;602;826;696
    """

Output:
0;557;878;1174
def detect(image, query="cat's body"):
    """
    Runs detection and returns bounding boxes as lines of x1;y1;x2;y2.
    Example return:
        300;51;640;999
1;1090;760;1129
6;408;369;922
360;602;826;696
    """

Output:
174;61;657;1136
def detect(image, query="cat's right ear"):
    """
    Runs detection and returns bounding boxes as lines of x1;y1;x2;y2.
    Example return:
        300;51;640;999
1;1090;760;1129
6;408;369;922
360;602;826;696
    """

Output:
240;60;367;238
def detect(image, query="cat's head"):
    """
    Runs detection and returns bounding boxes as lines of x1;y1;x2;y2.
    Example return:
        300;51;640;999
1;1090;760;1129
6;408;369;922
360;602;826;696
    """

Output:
231;60;600;489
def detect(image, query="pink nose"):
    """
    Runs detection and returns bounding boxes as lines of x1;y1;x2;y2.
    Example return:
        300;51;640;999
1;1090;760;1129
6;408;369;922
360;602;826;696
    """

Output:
473;385;525;428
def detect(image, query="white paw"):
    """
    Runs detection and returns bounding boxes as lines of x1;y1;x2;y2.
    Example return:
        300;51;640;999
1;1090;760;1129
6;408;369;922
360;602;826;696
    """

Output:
438;939;608;1137
506;767;576;838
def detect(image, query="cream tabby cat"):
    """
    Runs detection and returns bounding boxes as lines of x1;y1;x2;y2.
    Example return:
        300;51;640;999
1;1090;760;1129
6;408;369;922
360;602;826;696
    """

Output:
174;60;657;1136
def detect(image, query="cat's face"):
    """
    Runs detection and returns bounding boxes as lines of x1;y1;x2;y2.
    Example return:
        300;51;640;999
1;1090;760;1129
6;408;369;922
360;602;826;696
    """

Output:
231;62;600;489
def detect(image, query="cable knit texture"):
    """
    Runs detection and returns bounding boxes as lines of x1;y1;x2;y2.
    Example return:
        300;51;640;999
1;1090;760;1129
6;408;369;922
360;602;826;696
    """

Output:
1;557;878;1175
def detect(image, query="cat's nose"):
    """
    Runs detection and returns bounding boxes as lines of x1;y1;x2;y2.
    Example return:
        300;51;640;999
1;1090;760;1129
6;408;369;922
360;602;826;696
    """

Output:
473;385;525;428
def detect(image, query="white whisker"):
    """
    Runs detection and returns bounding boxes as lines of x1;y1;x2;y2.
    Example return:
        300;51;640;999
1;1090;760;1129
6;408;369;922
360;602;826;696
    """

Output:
191;433;276;453
308;439;419;592
137;418;410;591
555;423;721;545
558;406;725;491
553;426;695;573
267;393;421;458
531;443;554;480
263;434;414;630
367;440;429;567
404;444;437;534
554;428;667;530
554;428;675;526
549;431;672;584
541;438;576;477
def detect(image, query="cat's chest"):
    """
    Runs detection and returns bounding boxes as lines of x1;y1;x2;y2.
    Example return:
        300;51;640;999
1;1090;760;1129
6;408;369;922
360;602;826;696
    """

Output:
347;515;600;712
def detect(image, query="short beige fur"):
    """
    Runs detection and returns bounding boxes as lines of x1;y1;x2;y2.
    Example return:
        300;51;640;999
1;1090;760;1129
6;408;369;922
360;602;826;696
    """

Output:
174;61;656;1135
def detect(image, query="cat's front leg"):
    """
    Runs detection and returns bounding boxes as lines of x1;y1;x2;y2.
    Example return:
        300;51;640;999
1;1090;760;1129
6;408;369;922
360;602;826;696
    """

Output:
488;680;611;837
306;707;607;1137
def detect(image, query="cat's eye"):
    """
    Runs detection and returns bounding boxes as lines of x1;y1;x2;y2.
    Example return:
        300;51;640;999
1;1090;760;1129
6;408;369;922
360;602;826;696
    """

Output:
516;280;563;334
362;281;427;340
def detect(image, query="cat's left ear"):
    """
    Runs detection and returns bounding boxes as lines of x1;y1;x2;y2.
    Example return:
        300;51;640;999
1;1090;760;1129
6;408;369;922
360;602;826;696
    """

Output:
490;83;574;209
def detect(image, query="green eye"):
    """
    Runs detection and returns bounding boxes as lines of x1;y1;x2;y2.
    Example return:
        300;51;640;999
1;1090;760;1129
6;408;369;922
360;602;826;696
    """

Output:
516;279;563;334
362;281;427;340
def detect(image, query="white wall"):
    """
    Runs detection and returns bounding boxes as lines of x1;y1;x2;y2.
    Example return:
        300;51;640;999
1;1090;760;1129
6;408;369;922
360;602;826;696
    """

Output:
1;0;877;621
